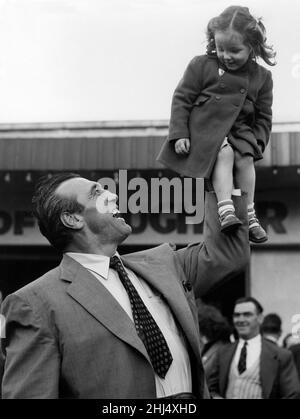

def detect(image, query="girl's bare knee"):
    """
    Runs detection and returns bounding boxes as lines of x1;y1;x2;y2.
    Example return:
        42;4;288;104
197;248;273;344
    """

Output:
217;144;234;163
235;152;253;170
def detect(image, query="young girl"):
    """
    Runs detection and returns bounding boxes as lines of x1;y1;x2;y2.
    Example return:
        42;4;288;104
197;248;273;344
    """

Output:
157;5;276;243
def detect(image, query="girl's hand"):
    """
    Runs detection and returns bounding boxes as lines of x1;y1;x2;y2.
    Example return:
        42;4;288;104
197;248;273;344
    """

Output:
175;138;190;154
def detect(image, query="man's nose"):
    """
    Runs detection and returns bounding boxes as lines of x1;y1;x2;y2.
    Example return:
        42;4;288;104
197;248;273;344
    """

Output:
238;316;247;322
234;315;244;322
107;191;118;202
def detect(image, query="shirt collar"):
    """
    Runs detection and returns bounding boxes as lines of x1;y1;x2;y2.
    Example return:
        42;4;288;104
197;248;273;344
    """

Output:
239;333;261;347
66;251;120;280
263;335;279;345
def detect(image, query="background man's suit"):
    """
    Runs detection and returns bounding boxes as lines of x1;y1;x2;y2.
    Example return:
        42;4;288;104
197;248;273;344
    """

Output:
1;193;249;399
208;338;300;399
290;343;300;380
201;341;228;383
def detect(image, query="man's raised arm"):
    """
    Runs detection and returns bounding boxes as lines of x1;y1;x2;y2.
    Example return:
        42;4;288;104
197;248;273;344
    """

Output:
176;191;250;297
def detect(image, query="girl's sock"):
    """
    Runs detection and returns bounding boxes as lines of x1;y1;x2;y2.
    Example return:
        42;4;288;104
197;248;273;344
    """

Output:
218;199;236;219
247;203;260;229
217;199;242;232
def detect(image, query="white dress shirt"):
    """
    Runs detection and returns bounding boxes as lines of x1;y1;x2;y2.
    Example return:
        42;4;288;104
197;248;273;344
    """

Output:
67;252;192;397
233;334;262;371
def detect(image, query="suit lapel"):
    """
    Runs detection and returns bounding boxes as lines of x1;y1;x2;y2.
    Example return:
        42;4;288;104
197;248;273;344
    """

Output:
220;343;238;396
260;339;278;398
60;243;202;366
220;339;278;398
122;246;202;363
60;255;150;363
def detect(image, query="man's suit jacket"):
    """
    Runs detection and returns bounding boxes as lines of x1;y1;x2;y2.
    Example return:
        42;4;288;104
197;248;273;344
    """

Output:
1;192;249;399
201;341;228;383
290;344;300;380
208;338;300;399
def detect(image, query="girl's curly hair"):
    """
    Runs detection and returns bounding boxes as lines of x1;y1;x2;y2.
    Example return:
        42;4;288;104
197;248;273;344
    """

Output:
206;5;276;66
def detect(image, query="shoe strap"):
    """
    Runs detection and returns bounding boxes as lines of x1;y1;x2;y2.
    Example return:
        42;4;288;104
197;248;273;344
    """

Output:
220;210;236;222
249;218;260;229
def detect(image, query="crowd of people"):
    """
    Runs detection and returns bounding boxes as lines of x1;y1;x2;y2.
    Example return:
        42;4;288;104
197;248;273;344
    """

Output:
197;299;300;398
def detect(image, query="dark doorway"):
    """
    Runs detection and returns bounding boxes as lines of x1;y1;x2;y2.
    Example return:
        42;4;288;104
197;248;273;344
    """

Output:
0;246;60;299
201;271;247;321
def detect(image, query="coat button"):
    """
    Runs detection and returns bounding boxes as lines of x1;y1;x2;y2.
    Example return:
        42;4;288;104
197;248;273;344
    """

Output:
220;82;226;89
240;88;246;94
216;95;221;100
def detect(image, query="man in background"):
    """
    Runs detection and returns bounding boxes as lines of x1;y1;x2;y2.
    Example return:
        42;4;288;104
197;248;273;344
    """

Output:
261;313;282;345
208;297;300;399
290;343;300;380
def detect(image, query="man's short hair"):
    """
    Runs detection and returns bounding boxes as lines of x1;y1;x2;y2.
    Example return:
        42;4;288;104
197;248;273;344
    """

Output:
234;296;264;315
32;172;84;252
261;313;282;335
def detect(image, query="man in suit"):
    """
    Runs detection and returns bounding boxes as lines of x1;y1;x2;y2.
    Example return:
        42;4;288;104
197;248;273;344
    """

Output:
290;344;300;380
1;172;249;399
208;297;300;399
260;313;282;345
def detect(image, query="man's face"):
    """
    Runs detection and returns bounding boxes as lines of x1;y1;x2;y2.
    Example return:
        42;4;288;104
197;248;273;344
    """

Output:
233;302;263;340
56;177;132;244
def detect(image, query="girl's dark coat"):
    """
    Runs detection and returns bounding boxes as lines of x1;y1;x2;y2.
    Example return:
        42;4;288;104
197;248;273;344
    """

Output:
157;55;273;179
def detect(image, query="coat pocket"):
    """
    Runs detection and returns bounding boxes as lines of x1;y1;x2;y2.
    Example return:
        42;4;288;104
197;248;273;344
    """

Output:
193;94;210;106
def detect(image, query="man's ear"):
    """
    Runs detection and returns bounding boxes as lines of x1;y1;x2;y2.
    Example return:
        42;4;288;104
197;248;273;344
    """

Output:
258;313;264;325
60;212;84;230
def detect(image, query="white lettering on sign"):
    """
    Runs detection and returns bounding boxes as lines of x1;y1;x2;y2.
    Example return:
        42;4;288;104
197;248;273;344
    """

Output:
291;314;300;338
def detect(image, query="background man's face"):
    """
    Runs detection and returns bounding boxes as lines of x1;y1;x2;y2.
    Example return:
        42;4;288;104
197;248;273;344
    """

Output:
233;302;263;340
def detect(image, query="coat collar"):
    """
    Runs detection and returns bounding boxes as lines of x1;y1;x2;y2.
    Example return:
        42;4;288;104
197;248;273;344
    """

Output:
220;341;238;395
59;244;201;365
260;338;279;398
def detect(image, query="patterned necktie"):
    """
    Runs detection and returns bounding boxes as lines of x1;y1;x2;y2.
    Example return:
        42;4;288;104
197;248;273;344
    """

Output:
109;255;173;379
237;341;248;374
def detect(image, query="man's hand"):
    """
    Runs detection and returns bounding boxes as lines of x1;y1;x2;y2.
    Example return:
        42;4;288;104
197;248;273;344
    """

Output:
175;138;190;154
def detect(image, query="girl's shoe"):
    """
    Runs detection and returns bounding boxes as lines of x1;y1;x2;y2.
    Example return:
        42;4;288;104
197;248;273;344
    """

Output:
220;212;242;233
249;218;268;243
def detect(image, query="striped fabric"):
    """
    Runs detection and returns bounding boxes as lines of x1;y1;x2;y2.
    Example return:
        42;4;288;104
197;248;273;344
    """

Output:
226;358;263;399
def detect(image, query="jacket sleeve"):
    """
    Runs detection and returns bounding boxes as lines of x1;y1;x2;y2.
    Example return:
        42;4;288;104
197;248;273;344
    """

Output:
253;70;273;152
1;293;60;399
279;350;300;399
168;56;204;141
176;191;250;297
